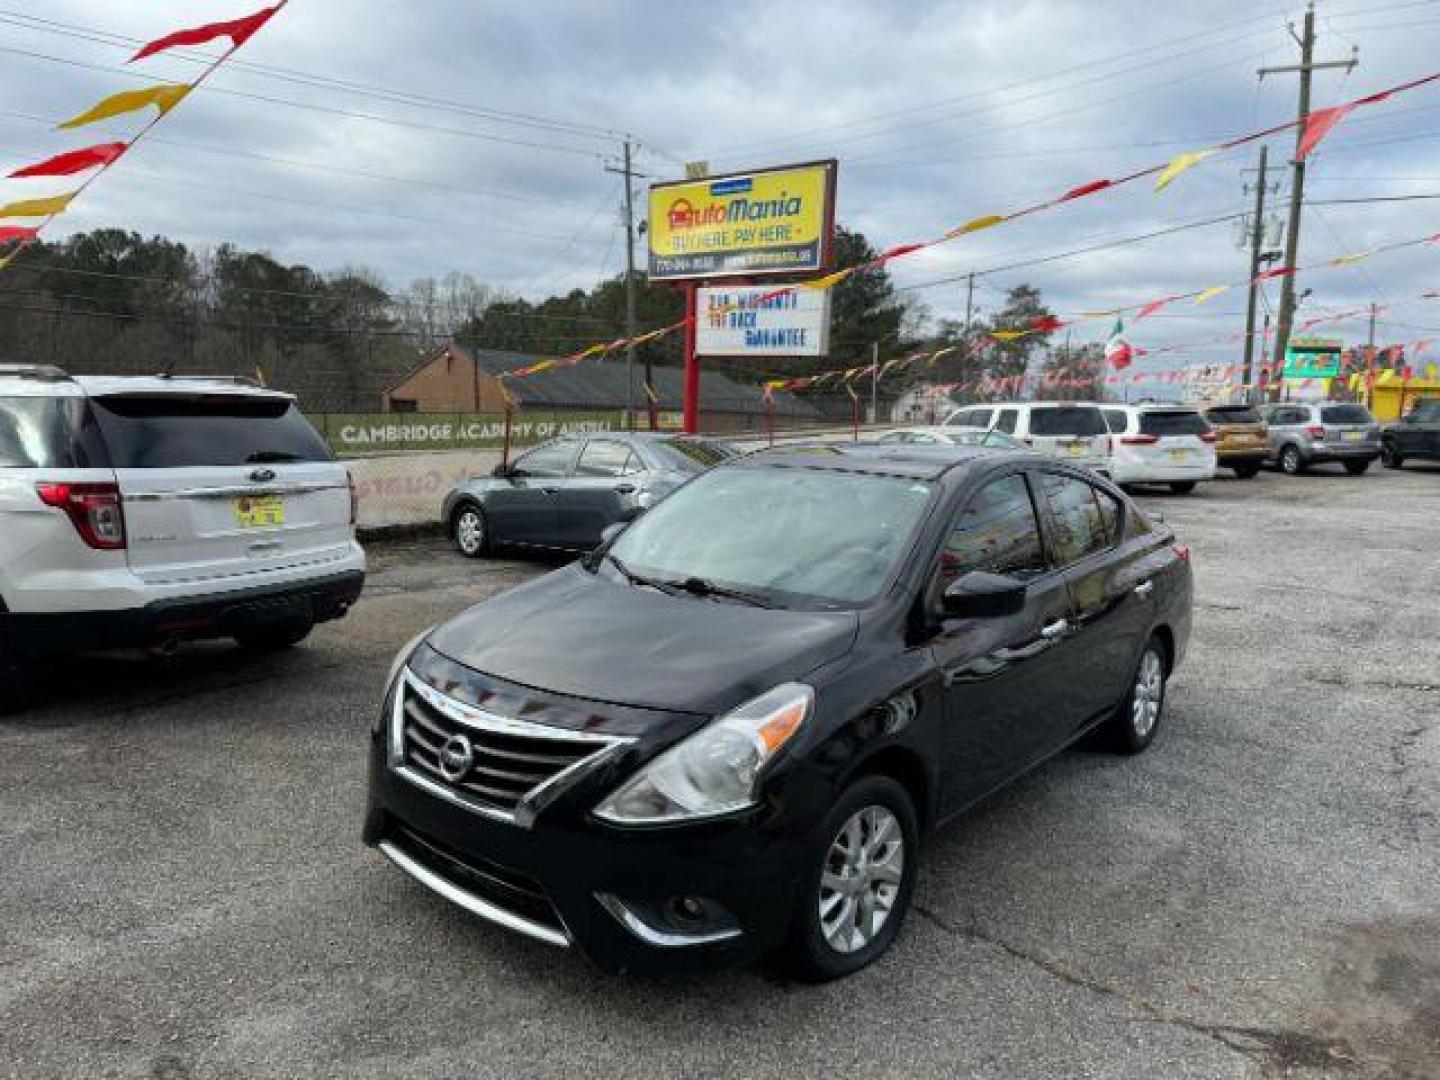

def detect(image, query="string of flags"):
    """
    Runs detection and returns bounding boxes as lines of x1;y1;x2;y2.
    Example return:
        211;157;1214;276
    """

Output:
497;66;1440;389
0;4;286;272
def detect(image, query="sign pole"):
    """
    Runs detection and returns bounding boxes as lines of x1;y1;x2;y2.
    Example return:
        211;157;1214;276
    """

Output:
501;398;514;467
682;282;700;434
764;393;775;447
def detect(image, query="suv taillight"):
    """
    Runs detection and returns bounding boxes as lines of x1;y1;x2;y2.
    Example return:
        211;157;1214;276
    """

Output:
36;481;126;550
1305;425;1326;439
1199;431;1217;443
347;470;358;527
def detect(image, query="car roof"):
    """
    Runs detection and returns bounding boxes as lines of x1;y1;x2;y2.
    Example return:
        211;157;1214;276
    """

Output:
72;375;296;400
736;441;1037;480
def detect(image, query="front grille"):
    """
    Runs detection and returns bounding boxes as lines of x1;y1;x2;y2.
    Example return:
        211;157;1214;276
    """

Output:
395;671;627;822
390;824;566;937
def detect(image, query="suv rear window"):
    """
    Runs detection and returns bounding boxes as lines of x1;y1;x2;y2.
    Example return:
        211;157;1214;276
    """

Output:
1205;406;1260;424
1321;405;1373;425
1028;407;1106;436
0;396;106;468
90;395;332;468
1139;410;1210;437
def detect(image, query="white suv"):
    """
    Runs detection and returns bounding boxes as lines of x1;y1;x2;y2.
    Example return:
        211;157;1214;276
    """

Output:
1101;405;1217;493
943;401;1112;475
0;365;365;710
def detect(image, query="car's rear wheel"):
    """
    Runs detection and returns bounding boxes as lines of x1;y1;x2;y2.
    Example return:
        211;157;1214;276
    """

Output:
451;503;489;558
1381;442;1404;470
1280;445;1305;474
1168;481;1197;495
1108;634;1168;754
782;774;919;982
1343;459;1371;476
0;619;30;715
1232;463;1260;480
234;618;313;653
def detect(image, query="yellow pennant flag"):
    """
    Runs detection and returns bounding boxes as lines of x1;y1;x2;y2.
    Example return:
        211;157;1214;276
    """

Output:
0;249;17;272
1078;308;1121;318
1193;285;1228;305
59;84;192;130
990;328;1030;342
800;269;852;291
1154;148;1218;192
1348;372;1363;392
929;346;958;363
943;214;1006;241
1330;251;1371;266
1377;368;1396;385
0;192;77;218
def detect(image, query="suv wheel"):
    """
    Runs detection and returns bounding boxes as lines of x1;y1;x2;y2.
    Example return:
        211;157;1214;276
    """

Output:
451;503;489;558
1381;441;1404;470
1232;463;1260;480
1108;634;1168;753
782;774;919;982
234;618;313;653
1343;459;1371;476
1279;445;1305;475
1168;481;1197;495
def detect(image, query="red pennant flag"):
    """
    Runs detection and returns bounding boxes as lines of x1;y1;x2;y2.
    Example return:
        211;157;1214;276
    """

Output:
1135;297;1171;320
131;6;281;62
1029;315;1066;333
1402;365;1415;380
1297;103;1359;160
0;225;39;244
9;142;127;178
1253;265;1295;284
878;242;926;262
1057;179;1113;202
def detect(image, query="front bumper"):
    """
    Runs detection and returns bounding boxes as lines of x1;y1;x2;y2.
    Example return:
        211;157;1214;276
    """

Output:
8;570;364;653
363;727;807;974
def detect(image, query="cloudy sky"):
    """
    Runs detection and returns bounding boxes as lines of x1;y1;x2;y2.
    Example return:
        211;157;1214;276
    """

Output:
2;0;1438;373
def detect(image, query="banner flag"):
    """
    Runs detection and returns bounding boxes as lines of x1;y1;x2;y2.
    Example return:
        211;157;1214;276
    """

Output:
58;85;192;130
1105;318;1133;370
1135;297;1171;320
0;192;77;217
1330;251;1372;266
1254;265;1295;283
1058;179;1113;202
942;214;1006;241
9;142;127;178
1155;148;1218;191
1193;286;1228;304
1297;103;1359;159
131;6;282;63
0;225;40;244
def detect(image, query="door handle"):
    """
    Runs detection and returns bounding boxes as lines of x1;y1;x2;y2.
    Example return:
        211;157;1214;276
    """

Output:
1040;618;1070;641
613;484;636;494
1134;580;1155;599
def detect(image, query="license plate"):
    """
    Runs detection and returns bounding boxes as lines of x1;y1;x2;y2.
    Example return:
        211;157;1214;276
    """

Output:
1065;444;1086;457
234;495;284;528
1343;431;1363;442
1168;449;1189;461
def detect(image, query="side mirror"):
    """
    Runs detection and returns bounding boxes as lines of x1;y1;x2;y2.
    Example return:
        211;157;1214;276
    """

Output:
941;571;1027;618
491;462;511;478
599;522;627;546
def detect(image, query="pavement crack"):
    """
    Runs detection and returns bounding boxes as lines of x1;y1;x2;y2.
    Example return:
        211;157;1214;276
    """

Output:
1389;721;1437;847
913;904;1358;1072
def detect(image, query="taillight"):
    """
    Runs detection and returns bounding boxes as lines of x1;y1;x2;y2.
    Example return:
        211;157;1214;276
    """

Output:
35;481;126;550
1199;431;1217;443
1172;543;1191;562
1121;434;1160;445
1306;425;1326;439
346;470;358;527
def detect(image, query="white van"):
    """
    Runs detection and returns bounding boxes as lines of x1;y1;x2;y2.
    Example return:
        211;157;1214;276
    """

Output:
943;401;1112;475
0;365;365;710
1101;405;1217;493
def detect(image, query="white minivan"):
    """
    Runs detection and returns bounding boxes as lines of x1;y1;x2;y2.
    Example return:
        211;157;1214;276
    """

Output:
0;365;365;710
943;401;1112;475
1101;405;1217;493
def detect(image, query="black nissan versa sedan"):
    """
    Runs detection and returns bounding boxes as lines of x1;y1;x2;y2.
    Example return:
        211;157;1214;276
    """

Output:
364;443;1193;980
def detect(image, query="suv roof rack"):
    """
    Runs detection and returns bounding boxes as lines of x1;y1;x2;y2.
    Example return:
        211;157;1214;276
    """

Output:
0;363;73;382
150;373;260;387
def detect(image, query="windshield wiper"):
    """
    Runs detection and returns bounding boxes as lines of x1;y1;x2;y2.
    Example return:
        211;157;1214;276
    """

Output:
672;576;777;608
599;552;683;595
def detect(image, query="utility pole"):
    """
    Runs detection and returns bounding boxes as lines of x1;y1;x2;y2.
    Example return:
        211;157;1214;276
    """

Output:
604;139;643;429
1241;145;1271;402
961;272;975;401
1366;301;1377;350
1259;2;1357;401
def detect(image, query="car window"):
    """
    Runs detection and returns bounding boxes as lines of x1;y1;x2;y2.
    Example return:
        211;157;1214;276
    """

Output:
1039;472;1112;565
878;431;905;443
647;437;733;472
1205;406;1261;424
944;410;971;427
994;409;1018;434
576;439;636;477
0;396;104;468
1320;404;1373;425
940;474;1047;582
1410;400;1440;422
982;431;1022;448
968;408;993;428
511;439;577;478
1103;409;1129;433
88;395;331;468
1028;406;1107;437
1139;410;1210;437
1094;486;1124;544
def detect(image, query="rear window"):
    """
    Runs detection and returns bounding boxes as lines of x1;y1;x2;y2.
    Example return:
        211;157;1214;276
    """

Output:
649;437;734;472
0;396;106;468
90;395;332;468
1139;411;1211;437
1028;407;1106;437
1205;406;1261;424
1321;405;1373;425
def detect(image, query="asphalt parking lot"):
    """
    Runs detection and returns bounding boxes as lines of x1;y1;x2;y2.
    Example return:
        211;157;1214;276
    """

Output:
3;462;1438;1080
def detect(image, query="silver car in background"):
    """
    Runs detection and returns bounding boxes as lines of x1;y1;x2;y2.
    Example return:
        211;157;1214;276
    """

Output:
444;432;736;556
1260;402;1381;475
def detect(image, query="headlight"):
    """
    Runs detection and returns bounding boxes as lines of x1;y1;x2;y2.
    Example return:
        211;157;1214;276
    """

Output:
593;683;813;824
386;627;433;689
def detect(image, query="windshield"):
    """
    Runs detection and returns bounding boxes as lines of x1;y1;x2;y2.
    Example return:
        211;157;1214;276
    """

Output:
1321;404;1373;425
647;437;734;472
1028;407;1106;436
1140;411;1210;436
1205;406;1261;424
90;395;333;468
607;465;935;607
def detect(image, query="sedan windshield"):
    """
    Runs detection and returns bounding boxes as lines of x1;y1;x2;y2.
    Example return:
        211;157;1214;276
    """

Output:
607;466;935;607
647;437;735;472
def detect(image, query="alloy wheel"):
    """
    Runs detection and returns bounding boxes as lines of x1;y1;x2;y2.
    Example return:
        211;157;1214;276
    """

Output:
1281;446;1302;474
1131;648;1164;739
818;805;905;954
455;509;484;555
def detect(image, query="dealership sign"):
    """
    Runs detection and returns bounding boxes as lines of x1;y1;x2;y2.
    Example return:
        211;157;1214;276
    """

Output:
696;285;831;357
648;160;836;280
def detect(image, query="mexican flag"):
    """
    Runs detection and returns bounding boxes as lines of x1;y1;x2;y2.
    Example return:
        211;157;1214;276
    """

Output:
1105;317;1133;371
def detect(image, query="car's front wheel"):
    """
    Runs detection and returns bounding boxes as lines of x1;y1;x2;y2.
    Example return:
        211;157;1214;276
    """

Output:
1280;445;1305;474
1343;459;1371;476
1108;634;1168;753
451;503;489;558
782;774;919;982
1381;442;1404;470
1168;481;1197;495
1232;463;1260;480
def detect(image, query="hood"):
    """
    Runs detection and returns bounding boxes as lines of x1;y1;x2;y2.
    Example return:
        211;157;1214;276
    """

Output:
427;562;858;716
